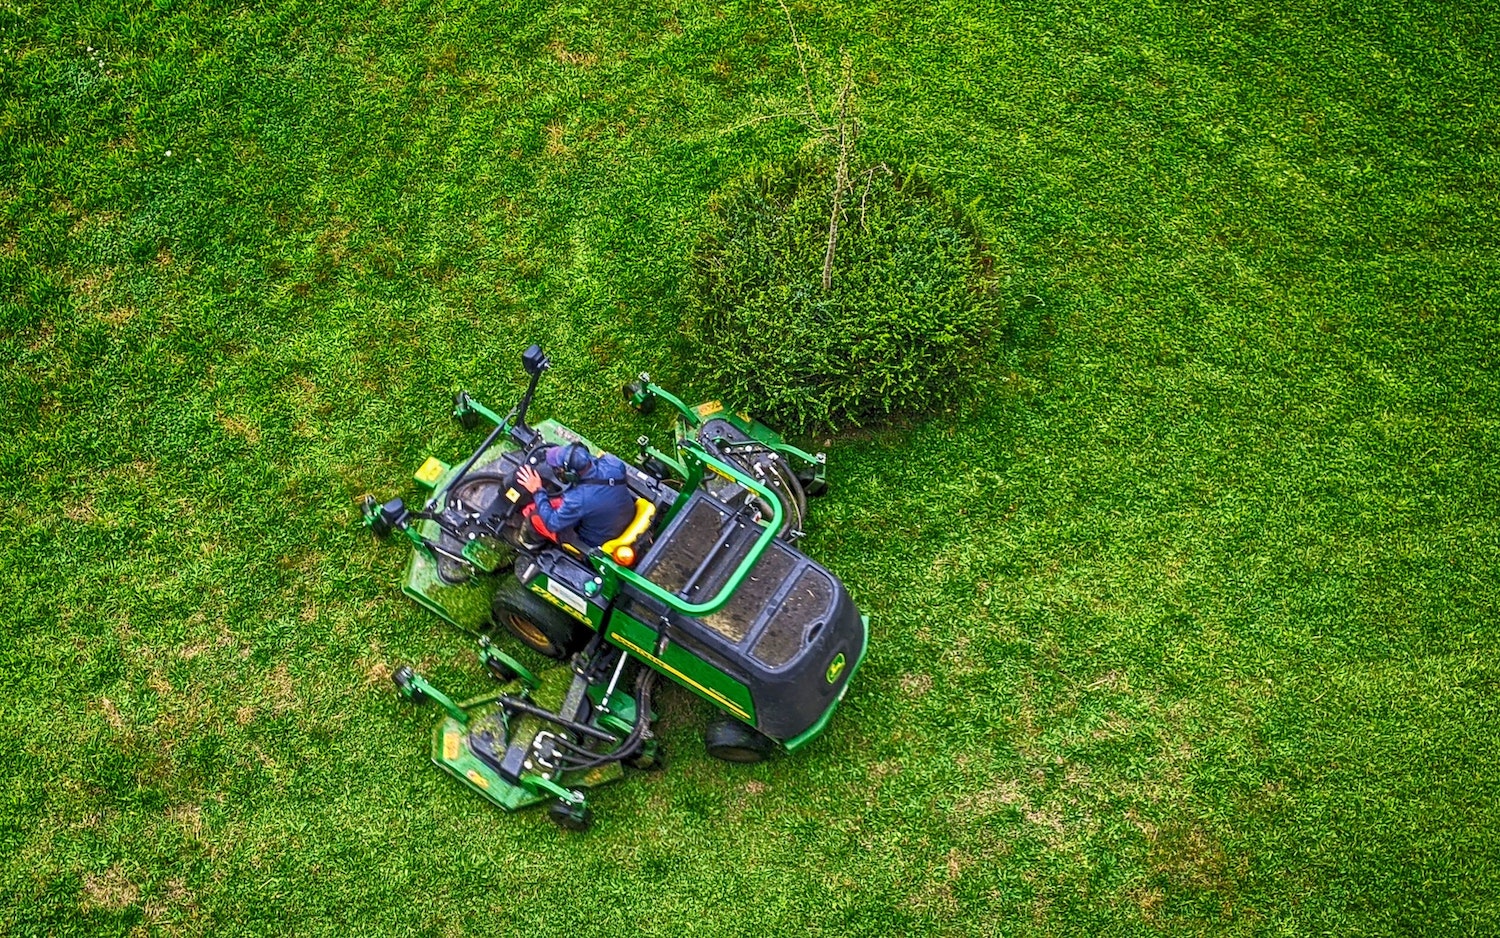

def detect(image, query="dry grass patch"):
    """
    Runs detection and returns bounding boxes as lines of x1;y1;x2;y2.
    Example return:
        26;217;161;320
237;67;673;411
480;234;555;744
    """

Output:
1130;883;1167;924
548;40;597;68
216;413;261;444
101;303;138;326
166;803;204;839
544;121;570;157
97;696;128;732
898;671;933;697
263;661;300;715
1149;821;1247;896
64;495;97;522
952;776;1025;818
80;863;139;912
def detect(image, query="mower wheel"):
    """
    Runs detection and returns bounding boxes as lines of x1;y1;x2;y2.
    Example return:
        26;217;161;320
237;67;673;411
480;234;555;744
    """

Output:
704;718;774;763
361;495;391;539
452;391;480;430
548;799;593;833
622;381;656;414
624;739;664;772
392;665;428;705
485;657;517;683
491;578;589;660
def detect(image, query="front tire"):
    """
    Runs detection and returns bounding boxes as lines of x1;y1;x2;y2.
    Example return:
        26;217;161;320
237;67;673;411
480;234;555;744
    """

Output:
491;578;589;660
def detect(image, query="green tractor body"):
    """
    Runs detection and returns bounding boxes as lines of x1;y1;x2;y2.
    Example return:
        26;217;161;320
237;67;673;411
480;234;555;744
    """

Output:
366;346;868;829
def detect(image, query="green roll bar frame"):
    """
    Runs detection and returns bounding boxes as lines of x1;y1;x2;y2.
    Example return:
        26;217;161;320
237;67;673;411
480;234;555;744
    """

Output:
587;440;783;617
626;375;826;491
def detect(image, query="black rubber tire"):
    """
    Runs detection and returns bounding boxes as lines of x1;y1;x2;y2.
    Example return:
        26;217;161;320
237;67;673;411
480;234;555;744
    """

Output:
362;496;391;539
491;577;589;660
624;740;664;772
622;381;656;414
484;657;518;683
392;666;428;704
704;718;774;763
453;391;480;430
549;800;593;832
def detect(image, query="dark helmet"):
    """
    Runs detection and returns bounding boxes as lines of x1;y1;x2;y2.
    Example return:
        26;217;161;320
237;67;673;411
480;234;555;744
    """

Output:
546;442;593;484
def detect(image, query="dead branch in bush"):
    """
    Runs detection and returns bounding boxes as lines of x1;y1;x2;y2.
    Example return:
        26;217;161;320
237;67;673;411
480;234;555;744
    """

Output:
774;5;861;290
779;0;825;130
858;163;892;231
822;52;856;291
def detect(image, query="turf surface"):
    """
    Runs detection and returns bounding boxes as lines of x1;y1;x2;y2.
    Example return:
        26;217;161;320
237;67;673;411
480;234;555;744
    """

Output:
2;1;1497;935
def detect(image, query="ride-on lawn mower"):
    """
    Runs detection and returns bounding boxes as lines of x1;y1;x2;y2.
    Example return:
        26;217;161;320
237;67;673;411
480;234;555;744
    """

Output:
362;345;869;830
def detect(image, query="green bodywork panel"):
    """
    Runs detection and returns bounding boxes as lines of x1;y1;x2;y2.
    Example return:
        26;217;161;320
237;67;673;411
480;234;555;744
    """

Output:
428;664;627;811
605;613;756;724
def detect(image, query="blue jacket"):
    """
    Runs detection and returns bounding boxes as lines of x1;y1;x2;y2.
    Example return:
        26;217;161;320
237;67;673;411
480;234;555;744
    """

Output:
530;453;636;547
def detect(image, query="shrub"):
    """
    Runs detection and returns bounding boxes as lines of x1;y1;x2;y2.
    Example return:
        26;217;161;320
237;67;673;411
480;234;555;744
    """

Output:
687;158;1002;431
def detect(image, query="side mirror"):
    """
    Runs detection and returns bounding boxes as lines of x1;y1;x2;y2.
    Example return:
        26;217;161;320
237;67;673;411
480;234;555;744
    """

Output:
522;344;550;377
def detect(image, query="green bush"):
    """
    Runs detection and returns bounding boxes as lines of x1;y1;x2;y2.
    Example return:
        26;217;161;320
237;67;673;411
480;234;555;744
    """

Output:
687;158;1002;431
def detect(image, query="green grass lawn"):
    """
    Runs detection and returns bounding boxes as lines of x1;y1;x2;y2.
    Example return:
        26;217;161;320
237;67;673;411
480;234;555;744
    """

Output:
3;0;1498;934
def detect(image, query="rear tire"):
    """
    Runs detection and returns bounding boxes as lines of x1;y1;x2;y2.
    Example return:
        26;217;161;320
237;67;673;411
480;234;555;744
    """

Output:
704;717;774;763
491;577;589;660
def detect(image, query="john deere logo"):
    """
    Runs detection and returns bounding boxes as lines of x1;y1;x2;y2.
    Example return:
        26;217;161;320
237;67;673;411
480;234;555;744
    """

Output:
825;653;846;683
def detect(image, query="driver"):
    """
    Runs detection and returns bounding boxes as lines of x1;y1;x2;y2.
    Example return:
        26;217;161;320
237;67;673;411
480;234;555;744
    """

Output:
515;443;636;549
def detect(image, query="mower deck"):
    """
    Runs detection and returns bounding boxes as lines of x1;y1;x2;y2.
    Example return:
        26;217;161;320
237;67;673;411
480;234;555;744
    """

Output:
428;665;627;812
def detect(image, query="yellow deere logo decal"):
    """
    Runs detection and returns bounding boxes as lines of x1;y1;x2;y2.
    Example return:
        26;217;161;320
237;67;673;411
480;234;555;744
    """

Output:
826;653;846;683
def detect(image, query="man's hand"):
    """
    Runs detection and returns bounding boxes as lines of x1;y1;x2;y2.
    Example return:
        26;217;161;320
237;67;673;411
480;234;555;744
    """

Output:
516;464;543;494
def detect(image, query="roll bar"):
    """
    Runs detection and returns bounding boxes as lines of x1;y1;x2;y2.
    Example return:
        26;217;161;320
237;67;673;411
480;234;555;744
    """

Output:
589;440;783;617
